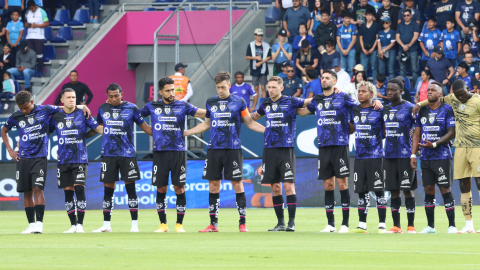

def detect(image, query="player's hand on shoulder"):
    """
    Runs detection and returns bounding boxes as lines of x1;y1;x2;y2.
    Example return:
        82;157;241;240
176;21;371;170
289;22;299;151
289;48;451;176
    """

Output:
412;104;421;118
333;86;341;94
373;100;383;110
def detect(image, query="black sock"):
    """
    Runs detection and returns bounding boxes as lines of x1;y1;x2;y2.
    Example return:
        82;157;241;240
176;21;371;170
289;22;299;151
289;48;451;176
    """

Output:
391;197;401;228
125;183;138;221
35;205;45;223
424;194;435;228
358;192;369;223
272;195;285;226
25;207;35;224
443;192;455;227
103;187;114;222
176;192;186;224
375;191;386;224
64;190;77;226
209;193;220;227
325;190;335;227
74;185;86;225
405;197;415;227
340;189;350;227
236;192;247;225
156;192;167;224
286;194;297;226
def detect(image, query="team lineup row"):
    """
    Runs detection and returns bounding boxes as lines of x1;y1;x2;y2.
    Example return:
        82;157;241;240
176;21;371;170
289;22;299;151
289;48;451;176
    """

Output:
1;70;480;235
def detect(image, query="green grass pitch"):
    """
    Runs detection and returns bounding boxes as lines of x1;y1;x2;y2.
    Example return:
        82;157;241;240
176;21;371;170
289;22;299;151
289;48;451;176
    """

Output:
2;207;480;269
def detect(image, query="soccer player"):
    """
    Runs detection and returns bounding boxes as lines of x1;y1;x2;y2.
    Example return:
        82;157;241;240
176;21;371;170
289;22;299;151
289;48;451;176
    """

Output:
411;82;457;234
1;91;90;234
140;77;206;233
383;78;417;233
297;70;382;233
184;71;265;233
230;71;257;112
348;81;388;233
251;76;311;232
48;88;103;233
413;79;480;233
93;83;153;233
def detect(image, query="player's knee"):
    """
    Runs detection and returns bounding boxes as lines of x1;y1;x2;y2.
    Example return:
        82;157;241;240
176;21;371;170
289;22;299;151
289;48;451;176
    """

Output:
424;185;435;195
271;183;282;194
232;181;244;193
439;186;451;195
474;177;480;189
32;187;43;194
390;190;400;198
209;181;221;192
403;190;414;198
104;182;115;189
157;186;167;193
337;180;348;190
459;179;471;193
174;185;185;194
64;186;74;191
284;183;295;195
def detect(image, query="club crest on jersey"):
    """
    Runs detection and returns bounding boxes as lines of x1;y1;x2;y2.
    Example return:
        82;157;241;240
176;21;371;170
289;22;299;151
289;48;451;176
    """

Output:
155;108;162;115
317;103;323;110
460;104;466;111
57;122;64;130
19;120;26;128
103;112;110;119
272;103;278;112
429;115;435;124
220;103;226;112
165;107;171;115
354;116;359;123
242;90;246;94
389;113;395;120
361;115;366;123
421;117;427;124
28;117;34;125
266;106;271;112
324;101;330;109
113;112;120;120
66;120;72;128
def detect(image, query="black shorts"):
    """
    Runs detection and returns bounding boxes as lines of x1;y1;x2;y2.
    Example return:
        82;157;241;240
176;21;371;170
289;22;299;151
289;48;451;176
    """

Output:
203;149;243;181
16;157;47;193
261;148;295;184
421;159;453;188
318;145;350;180
100;157;140;183
57;163;88;189
384;158;418;191
353;158;384;193
152;151;187;187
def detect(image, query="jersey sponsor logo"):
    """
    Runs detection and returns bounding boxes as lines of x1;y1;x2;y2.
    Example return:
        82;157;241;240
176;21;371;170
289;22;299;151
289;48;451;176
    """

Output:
423;126;440;131
39;169;44;176
460;104;466;110
36;177;44;182
356;125;371;130
374;180;382;186
24;124;41;133
77;173;85;179
401;179;410;185
59;138;64;145
385;122;399;128
339;166;348;172
19;120;26;128
66;119;72;128
155;108;162;115
128;169;137;176
213;113;231;118
154;123;162;130
267;113;284;118
103;112;110;119
158;116;177;121
57;122;64;129
60;130;79;136
340;158;345;165
180;173;186;181
211;119;234;127
181;165;186;172
320;111;336;116
106;120;123;126
375;171;380;178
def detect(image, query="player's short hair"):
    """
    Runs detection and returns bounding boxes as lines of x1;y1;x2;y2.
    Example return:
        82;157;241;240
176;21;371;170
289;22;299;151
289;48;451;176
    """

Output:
357;81;377;99
464;51;473;57
446;17;455;25
320;9;330;16
429;81;444;93
27;0;36;8
322;70;337;81
342;11;352;19
106;83;122;93
325;39;335;48
15;90;32;106
376;73;386;83
61;88;75;97
158;77;174;91
387;78;403;91
70;70;78;75
428;16;436;22
235;71;244;77
215;71;231;84
452;79;467;92
4;71;11;78
268;76;283;86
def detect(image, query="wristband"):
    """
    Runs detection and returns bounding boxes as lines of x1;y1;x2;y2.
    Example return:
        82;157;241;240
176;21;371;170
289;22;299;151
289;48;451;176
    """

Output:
410;154;416;159
416;103;421;107
432;142;437;148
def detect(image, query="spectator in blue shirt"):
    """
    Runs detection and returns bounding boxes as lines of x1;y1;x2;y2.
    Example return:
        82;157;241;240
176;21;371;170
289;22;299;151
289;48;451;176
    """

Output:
359;10;380;82
396;9;420;84
375;73;388;104
377;16;396;79
6;10;23;52
303;67;322;98
283;0;312;43
397;0;421;26
278;61;289;79
4;0;25;23
292;23;316;55
452;61;479;93
464;19;480;61
272;29;293;76
440;17;462;68
283;64;303;97
336;11;357;77
419;17;442;70
455;0;480;38
435;0;457;31
331;1;345;26
463;52;479;80
230;71;258;112
320;38;341;74
426;46;455;95
309;0;323;35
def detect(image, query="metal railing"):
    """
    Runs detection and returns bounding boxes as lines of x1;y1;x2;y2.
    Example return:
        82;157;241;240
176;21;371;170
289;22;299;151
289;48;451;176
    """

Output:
120;2;259;13
36;4;122;97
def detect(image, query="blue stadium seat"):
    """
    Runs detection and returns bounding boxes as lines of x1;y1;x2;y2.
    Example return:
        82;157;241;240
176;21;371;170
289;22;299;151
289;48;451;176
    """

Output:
46;10;51;21
43;45;56;62
258;0;273;4
265;6;280;23
99;0;107;4
164;7;177;11
197;0;210;2
204;6;218;10
50;9;70;26
143;7;156;11
44;27;54;42
225;6;239;10
14;80;20;94
51;26;73;43
184;7;198;11
217;0;229;2
68;9;90;26
55;0;63;8
155;0;176;2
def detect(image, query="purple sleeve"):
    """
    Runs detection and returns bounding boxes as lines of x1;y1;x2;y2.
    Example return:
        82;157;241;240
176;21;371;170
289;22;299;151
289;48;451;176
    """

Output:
46;105;60;116
257;103;265;116
86;115;99;130
415;115;421;128
133;105;145;126
249;85;257;96
205;102;211;118
140;105;151;117
96;107;103;124
292;97;305;108
48;117;56;134
345;93;359;108
306;99;316;113
3;115;15;130
186;102;198;116
240;98;247;111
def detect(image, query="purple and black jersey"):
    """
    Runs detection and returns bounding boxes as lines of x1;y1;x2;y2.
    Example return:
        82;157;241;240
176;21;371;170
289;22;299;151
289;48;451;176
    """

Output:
97;102;145;157
306;92;358;147
49;108;99;164
4;105;59;158
140;100;198;152
383;100;415;159
415;103;455;160
257;96;305;148
351;105;384;159
205;95;248;150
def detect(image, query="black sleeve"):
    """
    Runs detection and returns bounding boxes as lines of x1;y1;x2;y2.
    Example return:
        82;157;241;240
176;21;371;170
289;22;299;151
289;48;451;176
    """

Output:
7;53;15;68
83;84;93;105
314;27;322;46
